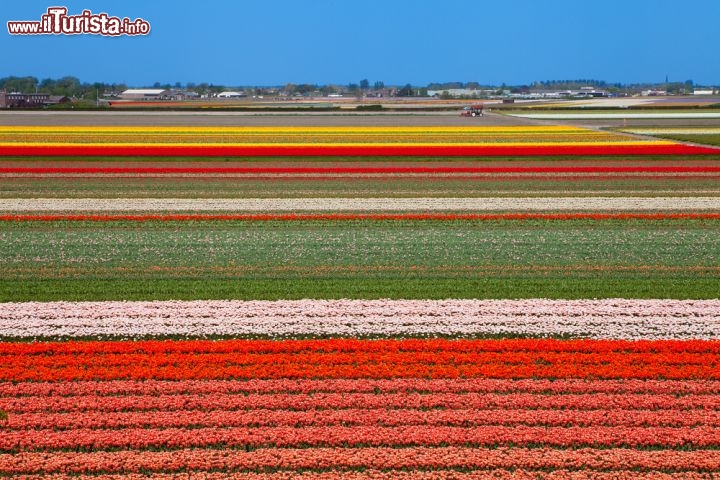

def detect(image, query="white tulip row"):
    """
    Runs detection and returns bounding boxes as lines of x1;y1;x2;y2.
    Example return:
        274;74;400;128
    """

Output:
2;299;719;339
3;197;720;212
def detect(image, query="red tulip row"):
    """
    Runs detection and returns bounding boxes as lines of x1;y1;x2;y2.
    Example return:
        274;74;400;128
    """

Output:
6;407;719;431
6;391;718;414
4;338;717;355
3;354;718;381
3;446;719;475
5;469;715;480
1;143;717;156
2;213;719;223
3;339;718;381
3;424;719;451
4;378;717;397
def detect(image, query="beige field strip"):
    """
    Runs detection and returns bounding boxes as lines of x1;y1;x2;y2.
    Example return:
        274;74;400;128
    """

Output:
2;197;720;211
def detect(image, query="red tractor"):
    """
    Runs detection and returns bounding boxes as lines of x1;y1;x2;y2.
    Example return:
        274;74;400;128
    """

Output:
460;104;484;117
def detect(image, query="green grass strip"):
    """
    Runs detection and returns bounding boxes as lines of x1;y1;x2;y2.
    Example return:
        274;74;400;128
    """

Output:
644;134;720;147
5;277;720;302
3;220;717;301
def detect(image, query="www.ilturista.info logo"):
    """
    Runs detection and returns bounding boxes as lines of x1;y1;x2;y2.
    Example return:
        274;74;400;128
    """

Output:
7;7;150;36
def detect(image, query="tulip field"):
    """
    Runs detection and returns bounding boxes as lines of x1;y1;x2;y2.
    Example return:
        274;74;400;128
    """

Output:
1;121;720;478
1;125;718;156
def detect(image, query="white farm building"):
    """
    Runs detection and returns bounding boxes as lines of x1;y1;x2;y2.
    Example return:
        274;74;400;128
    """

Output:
120;89;169;100
217;91;246;98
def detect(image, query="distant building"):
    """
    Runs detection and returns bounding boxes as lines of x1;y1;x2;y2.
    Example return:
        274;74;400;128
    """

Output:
572;89;608;98
47;95;71;105
0;92;51;108
694;89;715;95
427;89;489;98
120;89;168;100
217;91;246;98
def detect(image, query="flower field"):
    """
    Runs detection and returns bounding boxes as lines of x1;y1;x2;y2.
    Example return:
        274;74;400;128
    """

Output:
3;298;720;340
1;125;718;156
1;122;720;478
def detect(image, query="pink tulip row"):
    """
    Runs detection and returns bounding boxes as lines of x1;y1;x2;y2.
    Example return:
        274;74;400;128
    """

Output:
3;446;720;474
3;196;720;211
4;378;718;397
3;299;720;340
7;469;715;480
3;424;720;450
5;196;720;213
7;407;718;431
5;391;719;414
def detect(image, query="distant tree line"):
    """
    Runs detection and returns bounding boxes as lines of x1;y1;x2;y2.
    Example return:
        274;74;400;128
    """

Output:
531;79;612;89
0;75;130;100
427;81;489;90
530;79;699;95
282;80;386;97
1;75;712;99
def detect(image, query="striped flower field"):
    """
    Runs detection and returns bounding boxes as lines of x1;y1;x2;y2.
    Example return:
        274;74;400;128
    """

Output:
1;123;720;478
1;125;718;156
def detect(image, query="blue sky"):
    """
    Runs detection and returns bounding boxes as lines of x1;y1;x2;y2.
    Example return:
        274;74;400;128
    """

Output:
2;0;719;87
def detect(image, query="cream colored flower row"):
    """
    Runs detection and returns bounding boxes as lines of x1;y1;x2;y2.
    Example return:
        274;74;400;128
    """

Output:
3;197;720;211
2;299;719;339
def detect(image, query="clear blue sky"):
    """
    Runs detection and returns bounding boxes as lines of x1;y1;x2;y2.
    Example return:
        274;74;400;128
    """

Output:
2;0;719;87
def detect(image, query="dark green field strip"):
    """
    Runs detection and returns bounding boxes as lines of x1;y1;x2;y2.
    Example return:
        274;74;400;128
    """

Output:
643;134;720;147
4;277;719;302
4;217;719;229
3;177;720;199
2;222;718;271
1;220;718;301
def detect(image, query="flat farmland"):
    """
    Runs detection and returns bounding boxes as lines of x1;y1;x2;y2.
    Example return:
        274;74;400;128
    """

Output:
1;122;718;301
3;159;720;198
2;114;720;478
4;109;720;128
0;111;533;127
2;216;719;301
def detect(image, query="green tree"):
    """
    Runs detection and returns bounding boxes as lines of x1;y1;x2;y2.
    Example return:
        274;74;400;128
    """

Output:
39;77;56;92
359;79;370;90
55;76;81;97
397;83;414;96
295;84;316;95
89;82;106;101
0;76;38;93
